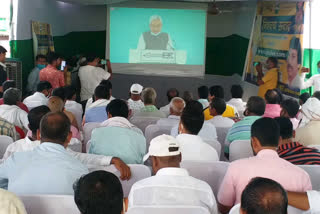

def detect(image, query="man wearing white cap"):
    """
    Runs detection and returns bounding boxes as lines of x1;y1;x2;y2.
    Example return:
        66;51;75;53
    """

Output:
128;135;218;214
127;83;144;116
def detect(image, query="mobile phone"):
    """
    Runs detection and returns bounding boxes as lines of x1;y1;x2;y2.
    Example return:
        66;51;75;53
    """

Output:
61;61;66;70
253;62;260;67
100;59;107;65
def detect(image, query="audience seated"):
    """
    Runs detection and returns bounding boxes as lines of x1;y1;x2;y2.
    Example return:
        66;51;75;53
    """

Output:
129;135;218;213
26;54;47;94
64;86;83;128
133;87;166;118
90;99;146;164
48;96;80;139
240;177;288;214
23;81;52;111
312;91;320;100
208;98;235;128
182;90;193;103
295;97;320;146
0;117;17;141
157;97;185;127
299;92;311;106
225;96;265;154
39;52;65;89
0;81;28;112
127;83;144;116
3;105;130;179
218;118;312;214
85;79;115;110
204;85;237;120
0;112;88;195
263;89;282;118
280;98;300;130
79;53;112;102
84;85;110;124
74;170;124;214
160;88;179;116
176;100;219;162
0;188;27;214
0;88;28;130
287;190;320;212
227;85;246;117
275;117;320;165
197;85;209;109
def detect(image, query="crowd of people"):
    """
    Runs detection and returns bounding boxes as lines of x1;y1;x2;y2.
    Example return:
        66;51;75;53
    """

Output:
0;46;319;214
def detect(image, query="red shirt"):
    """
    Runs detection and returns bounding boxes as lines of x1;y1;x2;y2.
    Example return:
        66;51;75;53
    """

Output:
39;64;65;89
0;98;28;113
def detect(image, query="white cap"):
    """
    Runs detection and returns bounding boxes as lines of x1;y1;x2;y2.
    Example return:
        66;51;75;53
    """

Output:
143;135;181;162
130;84;143;94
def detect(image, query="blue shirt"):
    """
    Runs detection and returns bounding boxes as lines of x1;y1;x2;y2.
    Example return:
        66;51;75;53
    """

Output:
89;126;146;164
85;106;108;123
26;67;41;93
0;143;88;195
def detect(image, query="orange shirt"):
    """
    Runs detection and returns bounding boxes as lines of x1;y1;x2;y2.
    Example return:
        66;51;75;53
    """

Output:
39;65;65;89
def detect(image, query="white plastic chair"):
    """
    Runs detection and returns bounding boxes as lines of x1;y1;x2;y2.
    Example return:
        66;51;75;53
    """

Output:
19;195;79;214
229;203;305;214
229;140;253;162
83;122;101;151
0;135;14;159
130;117;160;134
216;127;230;148
203;139;221;158
298;165;320;191
127;206;210;214
181;161;229;197
145;124;172;151
89;164;151;197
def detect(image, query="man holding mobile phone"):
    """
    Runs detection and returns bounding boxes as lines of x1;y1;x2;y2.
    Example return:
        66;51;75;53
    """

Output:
79;54;112;102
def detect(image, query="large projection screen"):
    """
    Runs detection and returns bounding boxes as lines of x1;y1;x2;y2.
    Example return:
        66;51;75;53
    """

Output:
106;1;208;77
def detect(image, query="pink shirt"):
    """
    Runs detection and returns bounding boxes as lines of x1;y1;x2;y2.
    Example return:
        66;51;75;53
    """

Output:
39;65;65;89
218;149;312;206
263;104;282;118
290;118;300;130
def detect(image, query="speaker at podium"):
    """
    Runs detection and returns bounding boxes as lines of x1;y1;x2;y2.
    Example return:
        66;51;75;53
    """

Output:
129;49;187;64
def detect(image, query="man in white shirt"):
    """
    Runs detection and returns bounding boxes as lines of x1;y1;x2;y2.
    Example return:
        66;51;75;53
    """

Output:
64;86;83;128
176;101;219;162
157;97;185;127
288;190;320;213
85;79;115;110
0;88;28;130
227;85;246;117
299;62;320;92
3;106;131;180
159;88;179;117
79;54;112;102
127;83;144;116
129;135;218;214
208;98;235;128
23;81;52;111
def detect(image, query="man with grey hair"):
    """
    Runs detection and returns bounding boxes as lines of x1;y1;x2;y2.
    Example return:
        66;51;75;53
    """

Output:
0;88;28;130
133;87;165;118
137;15;174;50
157;97;185;127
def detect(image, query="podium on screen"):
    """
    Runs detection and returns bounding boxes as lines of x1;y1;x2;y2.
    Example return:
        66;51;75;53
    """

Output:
129;49;187;64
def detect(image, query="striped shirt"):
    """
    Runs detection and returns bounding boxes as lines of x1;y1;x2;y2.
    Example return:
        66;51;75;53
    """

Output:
278;142;320;165
225;116;261;153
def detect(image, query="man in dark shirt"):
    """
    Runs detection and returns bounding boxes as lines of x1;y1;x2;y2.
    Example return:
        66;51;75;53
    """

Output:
0;46;8;95
276;117;320;165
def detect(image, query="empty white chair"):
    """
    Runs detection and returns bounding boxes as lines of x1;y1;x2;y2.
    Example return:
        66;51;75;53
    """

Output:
0;135;14;159
19;195;79;214
83;122;100;151
229;140;253;162
298;165;320;191
145;124;172;150
130;117;160;134
127;206;210;214
89;164;151;197
203;139;221;158
229;203;305;214
181;160;229;197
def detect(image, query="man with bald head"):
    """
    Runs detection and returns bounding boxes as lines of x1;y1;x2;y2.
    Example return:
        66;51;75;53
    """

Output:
157;97;185;127
0;112;88;195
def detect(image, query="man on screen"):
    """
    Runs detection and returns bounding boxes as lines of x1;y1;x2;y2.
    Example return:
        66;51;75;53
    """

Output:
137;15;174;50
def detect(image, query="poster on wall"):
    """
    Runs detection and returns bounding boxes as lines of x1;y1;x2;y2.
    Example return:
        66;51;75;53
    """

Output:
31;21;54;59
243;2;305;97
0;18;9;42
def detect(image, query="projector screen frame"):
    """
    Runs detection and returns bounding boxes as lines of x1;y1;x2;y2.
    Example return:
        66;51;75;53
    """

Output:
106;1;208;78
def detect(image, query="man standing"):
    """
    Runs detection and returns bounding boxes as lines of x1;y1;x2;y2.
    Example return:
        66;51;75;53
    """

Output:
39;52;65;89
137;15;174;50
0;46;8;95
26;55;47;94
256;57;279;98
